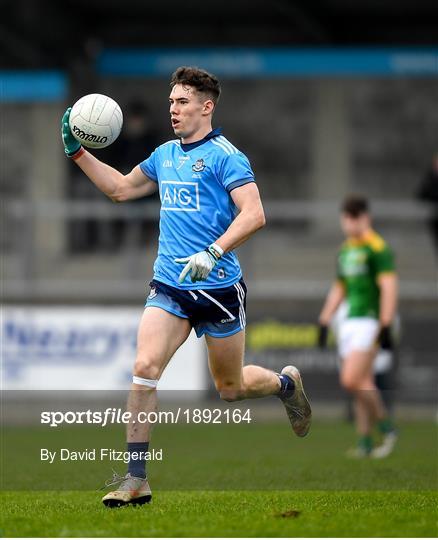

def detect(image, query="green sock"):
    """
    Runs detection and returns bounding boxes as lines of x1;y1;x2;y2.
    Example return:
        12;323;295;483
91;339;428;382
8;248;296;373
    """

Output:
358;435;373;454
377;418;394;434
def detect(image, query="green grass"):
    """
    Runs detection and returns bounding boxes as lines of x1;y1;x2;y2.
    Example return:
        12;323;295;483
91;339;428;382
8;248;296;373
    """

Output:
1;419;437;536
1;490;436;537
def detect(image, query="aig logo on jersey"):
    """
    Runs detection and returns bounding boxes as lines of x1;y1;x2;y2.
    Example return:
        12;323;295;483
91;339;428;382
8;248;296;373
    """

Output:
161;181;200;212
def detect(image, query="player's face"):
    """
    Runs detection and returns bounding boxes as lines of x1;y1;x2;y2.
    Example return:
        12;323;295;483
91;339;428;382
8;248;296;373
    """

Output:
340;213;370;238
169;84;210;141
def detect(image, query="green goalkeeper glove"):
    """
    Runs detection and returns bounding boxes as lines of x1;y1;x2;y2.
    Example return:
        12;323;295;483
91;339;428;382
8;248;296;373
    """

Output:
61;108;82;158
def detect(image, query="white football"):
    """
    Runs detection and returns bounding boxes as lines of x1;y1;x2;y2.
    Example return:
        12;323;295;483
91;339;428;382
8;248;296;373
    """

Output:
69;93;123;149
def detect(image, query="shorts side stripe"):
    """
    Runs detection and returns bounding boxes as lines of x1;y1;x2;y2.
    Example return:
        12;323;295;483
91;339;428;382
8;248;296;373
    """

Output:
236;282;246;328
233;283;246;329
197;289;236;320
237;284;245;328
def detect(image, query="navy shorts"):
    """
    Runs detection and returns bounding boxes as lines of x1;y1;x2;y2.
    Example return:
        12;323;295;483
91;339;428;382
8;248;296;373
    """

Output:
144;279;247;338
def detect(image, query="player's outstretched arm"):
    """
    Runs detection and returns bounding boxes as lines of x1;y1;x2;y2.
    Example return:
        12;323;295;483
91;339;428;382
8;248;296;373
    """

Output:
61;108;157;202
76;154;158;202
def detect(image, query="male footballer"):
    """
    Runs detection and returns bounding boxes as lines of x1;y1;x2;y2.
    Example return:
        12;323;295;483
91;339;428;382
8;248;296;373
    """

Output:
318;195;398;458
61;67;311;506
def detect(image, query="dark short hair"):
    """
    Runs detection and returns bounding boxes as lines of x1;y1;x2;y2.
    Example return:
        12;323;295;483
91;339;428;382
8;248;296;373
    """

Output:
341;195;369;217
170;66;221;104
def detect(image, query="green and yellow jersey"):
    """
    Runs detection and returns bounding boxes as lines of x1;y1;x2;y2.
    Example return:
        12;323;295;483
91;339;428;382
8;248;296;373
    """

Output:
337;229;396;319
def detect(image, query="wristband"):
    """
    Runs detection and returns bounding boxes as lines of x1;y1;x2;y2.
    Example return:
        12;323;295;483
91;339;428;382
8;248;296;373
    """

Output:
207;242;224;261
69;146;85;160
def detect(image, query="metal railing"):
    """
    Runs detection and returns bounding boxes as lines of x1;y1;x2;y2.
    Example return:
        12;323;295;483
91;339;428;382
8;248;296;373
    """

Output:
3;198;437;302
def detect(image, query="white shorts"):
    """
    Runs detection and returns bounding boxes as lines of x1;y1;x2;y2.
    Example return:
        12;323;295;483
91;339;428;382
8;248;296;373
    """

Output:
338;318;379;359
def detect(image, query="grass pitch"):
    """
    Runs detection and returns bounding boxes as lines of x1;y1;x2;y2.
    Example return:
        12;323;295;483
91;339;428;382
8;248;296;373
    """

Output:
1;419;437;537
1;490;436;537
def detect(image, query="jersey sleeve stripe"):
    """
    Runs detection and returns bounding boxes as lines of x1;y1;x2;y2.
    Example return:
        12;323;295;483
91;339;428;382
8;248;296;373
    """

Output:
211;138;232;155
161;139;180;147
218;136;238;153
218;136;238;154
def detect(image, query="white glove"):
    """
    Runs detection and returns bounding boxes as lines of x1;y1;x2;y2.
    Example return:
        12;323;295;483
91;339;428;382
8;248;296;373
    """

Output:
175;243;224;283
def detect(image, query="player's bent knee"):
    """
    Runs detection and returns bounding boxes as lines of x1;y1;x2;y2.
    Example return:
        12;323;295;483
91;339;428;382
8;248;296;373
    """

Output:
340;375;356;392
133;359;161;381
218;386;244;402
340;375;361;393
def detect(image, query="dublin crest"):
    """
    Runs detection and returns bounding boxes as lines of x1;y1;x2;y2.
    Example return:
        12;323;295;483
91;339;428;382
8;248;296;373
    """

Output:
192;158;206;172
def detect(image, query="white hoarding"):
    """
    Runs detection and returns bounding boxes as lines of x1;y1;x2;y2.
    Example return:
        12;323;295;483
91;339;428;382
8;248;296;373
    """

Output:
2;306;207;390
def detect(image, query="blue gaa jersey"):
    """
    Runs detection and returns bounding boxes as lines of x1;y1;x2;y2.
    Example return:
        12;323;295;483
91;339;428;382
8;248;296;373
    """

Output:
139;128;255;290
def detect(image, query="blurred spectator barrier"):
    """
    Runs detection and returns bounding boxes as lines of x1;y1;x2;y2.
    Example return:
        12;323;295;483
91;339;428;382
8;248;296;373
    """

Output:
2;305;207;391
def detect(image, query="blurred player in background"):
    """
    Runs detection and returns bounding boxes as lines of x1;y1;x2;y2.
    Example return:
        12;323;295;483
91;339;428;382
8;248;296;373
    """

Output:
61;66;311;507
331;301;400;419
318;195;398;458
